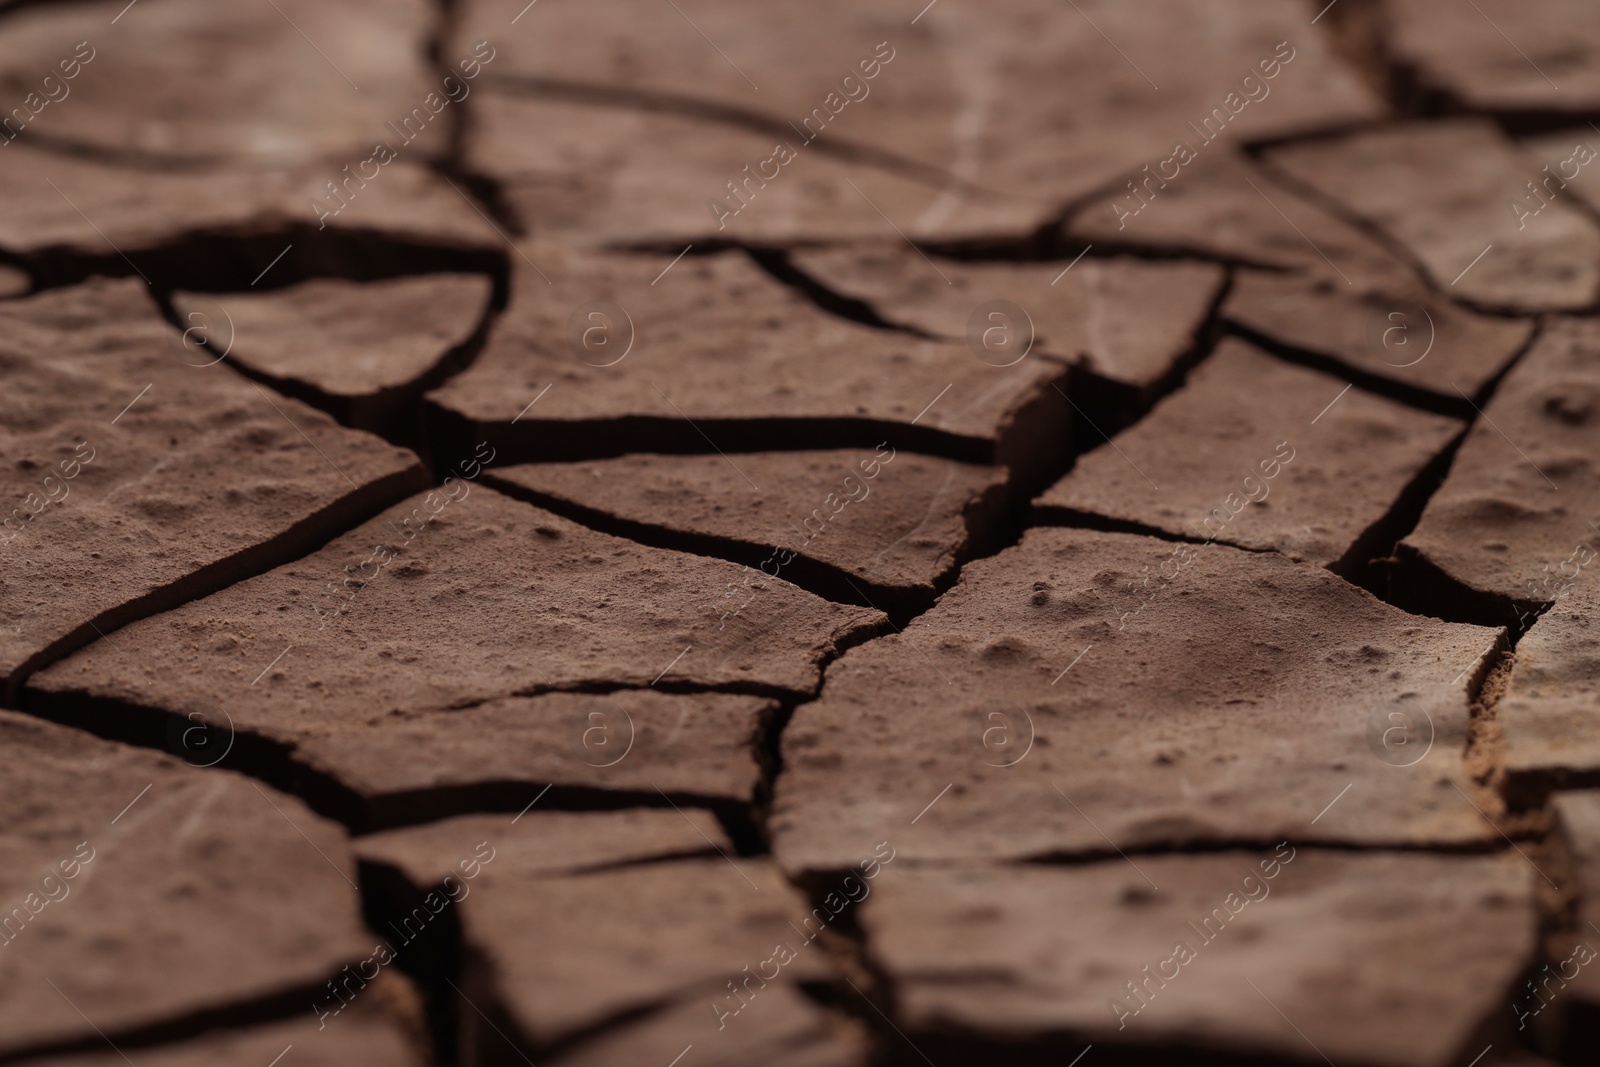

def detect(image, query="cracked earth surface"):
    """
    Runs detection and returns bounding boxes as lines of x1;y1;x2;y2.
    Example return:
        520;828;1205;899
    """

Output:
2;1;1600;1066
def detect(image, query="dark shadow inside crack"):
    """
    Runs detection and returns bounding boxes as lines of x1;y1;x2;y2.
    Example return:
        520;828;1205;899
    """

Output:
23;224;505;297
750;700;798;859
16;686;773;843
425;403;1074;503
363;837;860;1067
1384;545;1549;634
1508;767;1600;823
358;855;735;1067
1344;321;1554;634
1016;834;1507;866
1072;266;1233;455
357;860;470;1067
750;245;1231;454
1329;423;1473;593
1534;805;1600;1062
1027;506;1276;556
782;864;910;1067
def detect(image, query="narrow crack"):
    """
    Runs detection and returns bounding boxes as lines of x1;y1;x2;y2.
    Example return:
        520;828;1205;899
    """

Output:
1363;319;1553;633
478;468;992;624
4;461;428;706
745;246;937;337
17;683;811;837
152;264;507;451
1224;318;1479;418
1329;422;1474;593
1242;145;1446;293
482;73;982;194
4;4;1589;1064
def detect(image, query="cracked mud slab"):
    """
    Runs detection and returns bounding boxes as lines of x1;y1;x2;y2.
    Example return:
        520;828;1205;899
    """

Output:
771;527;1502;873
0;712;372;1061
460;0;1378;237
464;93;1049;246
424;249;1071;484
860;852;1534;1067
1224;269;1535;407
461;0;1381;144
3;1;1595;1064
1385;0;1600;117
485;449;1008;614
1266;120;1600;313
1066;150;1414;290
359;811;859;1061
1499;580;1600;793
790;247;1224;404
1400;316;1600;611
172;274;494;436
0;278;426;697
0;0;444;168
25;486;879;824
287;688;779;827
1034;339;1465;568
0;141;496;260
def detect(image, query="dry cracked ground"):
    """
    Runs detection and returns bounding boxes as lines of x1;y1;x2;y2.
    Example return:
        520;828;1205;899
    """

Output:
5;1;1600;1066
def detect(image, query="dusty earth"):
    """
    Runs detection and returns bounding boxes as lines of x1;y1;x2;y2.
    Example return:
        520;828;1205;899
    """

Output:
0;1;1598;1066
